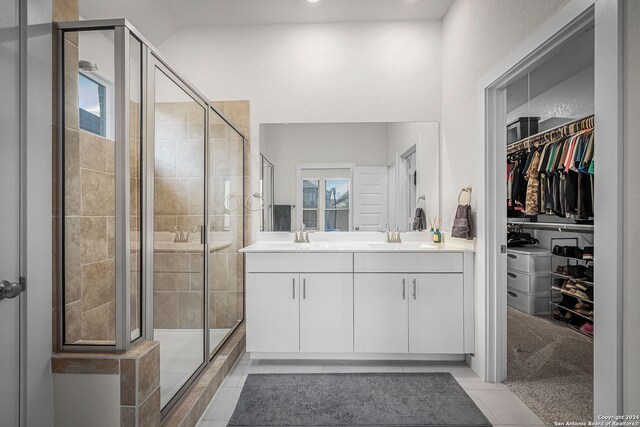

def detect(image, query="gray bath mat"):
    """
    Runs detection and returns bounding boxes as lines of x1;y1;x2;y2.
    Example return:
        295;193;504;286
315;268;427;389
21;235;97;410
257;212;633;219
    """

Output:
227;372;491;426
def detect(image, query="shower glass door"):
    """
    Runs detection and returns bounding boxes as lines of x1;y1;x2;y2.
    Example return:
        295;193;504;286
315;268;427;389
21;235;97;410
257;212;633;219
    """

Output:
152;63;206;410
208;107;244;355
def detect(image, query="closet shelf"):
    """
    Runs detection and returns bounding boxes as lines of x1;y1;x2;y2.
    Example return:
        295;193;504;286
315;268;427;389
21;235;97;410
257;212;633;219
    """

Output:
551;253;594;262
550;302;594;321
507;220;594;234
551;272;593;286
552;286;595;304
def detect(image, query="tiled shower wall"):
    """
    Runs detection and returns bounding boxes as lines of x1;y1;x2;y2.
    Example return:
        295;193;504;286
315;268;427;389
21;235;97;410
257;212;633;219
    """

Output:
153;101;247;331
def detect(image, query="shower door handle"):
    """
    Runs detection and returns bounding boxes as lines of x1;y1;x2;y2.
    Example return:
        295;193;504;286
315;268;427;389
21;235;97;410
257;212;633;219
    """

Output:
0;279;24;300
412;278;417;300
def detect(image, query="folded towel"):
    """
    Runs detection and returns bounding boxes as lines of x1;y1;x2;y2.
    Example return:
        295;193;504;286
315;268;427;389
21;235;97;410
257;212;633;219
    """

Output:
412;207;426;231
451;204;474;240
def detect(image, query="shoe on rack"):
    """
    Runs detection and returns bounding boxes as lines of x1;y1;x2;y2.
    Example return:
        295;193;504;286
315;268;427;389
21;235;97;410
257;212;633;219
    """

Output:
565;246;584;259
583;246;594;260
580;322;594;336
574;281;588;292
573;289;589;300
556;265;569;276
553;278;565;288
553;245;564;256
568;265;588;280
585;265;594;282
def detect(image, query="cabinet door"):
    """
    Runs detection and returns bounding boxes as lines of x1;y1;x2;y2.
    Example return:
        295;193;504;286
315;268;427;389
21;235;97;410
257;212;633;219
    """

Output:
246;273;299;352
354;274;408;353
409;274;464;354
300;273;353;353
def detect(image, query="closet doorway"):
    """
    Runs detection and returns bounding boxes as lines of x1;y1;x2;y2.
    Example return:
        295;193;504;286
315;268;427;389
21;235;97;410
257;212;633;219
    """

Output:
478;0;624;422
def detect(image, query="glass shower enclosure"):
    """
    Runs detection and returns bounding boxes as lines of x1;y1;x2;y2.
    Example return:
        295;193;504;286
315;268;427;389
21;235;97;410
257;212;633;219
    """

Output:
56;19;245;416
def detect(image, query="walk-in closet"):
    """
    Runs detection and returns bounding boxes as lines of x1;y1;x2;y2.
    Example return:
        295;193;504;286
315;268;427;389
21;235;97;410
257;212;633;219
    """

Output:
503;23;595;424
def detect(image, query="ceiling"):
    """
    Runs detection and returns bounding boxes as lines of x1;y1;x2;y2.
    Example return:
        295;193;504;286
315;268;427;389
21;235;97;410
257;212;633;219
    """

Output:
79;0;453;44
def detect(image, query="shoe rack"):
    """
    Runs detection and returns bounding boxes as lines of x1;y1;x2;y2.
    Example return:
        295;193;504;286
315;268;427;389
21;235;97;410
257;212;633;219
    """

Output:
549;237;594;339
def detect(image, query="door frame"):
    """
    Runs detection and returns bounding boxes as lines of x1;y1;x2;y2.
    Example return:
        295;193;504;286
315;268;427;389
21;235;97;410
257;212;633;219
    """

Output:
476;0;624;417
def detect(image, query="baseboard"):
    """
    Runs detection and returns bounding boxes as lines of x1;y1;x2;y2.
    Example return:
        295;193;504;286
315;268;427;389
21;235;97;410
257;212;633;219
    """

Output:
249;352;466;361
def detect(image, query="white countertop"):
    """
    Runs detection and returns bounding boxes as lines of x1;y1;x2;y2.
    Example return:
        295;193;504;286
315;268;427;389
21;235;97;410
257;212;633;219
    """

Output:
240;232;475;253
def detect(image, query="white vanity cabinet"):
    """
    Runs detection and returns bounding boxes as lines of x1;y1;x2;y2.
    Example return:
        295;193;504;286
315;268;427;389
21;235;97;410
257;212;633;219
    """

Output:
244;248;474;358
354;273;464;354
245;253;354;354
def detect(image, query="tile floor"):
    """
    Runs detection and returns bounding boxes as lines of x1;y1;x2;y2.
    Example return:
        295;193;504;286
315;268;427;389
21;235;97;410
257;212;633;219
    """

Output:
197;352;545;427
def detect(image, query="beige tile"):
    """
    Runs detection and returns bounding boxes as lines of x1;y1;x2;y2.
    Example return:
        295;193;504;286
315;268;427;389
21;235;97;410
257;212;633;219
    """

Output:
191;272;204;292
64;216;82;302
153;272;190;292
82;259;115;312
51;357;119;374
226;292;237;326
178;291;204;329
80;216;108;264
210;254;229;291
154;140;176;178
64;128;81;215
105;138;115;174
154;178;189;215
138;387;161;427
120;406;136;427
81;169;115;216
176;139;205;178
81;303;109;341
236;292;244;321
190;253;204;273
214;291;228;329
188;102;206;140
137;344;160;403
153;292;178;329
155;102;188;140
188;178;205;215
120;358;136;406
154;215;176;232
107;300;116;341
79;131;106;172
63;40;79;131
154;253;191;272
176;215;204;233
53;0;79;22
64;301;82;344
222;100;250;138
107;216;115;259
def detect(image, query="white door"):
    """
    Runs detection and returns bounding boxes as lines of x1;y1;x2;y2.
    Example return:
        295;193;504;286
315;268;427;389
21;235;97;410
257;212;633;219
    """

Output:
354;274;408;353
300;273;353;353
0;0;22;424
246;273;300;352
353;166;388;231
409;274;464;354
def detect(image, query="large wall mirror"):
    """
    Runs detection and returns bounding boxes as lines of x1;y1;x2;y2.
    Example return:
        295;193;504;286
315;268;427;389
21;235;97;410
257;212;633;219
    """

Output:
259;122;441;233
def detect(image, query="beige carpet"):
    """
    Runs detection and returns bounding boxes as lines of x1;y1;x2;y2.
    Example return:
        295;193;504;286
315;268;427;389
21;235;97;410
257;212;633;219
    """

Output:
506;307;593;426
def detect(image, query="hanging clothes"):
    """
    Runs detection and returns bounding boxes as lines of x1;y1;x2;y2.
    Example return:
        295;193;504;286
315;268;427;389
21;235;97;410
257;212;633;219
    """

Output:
524;150;541;215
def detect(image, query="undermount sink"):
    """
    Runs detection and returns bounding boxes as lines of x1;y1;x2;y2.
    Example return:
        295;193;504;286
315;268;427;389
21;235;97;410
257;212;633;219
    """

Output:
263;242;330;250
367;242;435;250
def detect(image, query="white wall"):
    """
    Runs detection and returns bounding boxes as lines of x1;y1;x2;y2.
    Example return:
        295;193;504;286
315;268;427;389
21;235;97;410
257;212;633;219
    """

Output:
441;0;571;225
507;66;594;126
623;0;640;414
261;122;388;205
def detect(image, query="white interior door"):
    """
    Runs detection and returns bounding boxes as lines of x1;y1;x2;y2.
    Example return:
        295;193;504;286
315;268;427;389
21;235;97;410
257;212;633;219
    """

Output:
246;273;300;352
300;273;353;353
409;274;464;354
354;274;408;353
353;166;388;231
0;0;22;424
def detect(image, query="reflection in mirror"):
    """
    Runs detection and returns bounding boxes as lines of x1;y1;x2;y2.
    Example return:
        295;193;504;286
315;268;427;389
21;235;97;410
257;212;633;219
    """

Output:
259;122;440;232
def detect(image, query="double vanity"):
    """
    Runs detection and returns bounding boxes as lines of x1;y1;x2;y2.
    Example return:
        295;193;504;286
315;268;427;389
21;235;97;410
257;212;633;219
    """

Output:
241;233;475;360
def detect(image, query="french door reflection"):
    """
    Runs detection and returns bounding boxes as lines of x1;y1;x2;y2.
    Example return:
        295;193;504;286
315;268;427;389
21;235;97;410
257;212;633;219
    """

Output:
153;66;206;409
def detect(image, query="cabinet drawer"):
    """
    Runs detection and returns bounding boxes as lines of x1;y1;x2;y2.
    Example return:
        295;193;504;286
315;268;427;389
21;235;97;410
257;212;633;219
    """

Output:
246;252;353;273
506;269;550;294
506;249;550;273
507;288;551;315
354;252;463;273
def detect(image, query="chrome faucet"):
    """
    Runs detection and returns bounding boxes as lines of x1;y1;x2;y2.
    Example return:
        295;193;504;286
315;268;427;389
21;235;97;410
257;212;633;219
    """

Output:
294;224;310;243
384;224;402;243
174;225;190;243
